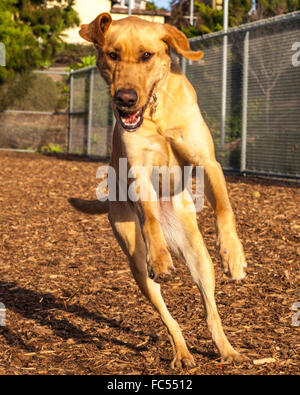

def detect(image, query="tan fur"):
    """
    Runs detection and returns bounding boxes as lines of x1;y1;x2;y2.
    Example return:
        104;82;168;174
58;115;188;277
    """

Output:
72;14;248;368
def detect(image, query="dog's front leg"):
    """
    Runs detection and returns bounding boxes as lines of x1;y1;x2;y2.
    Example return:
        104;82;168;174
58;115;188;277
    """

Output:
129;166;174;281
166;115;246;280
202;159;247;280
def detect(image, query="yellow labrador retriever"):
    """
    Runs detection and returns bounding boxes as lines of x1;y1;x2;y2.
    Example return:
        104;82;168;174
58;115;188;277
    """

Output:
70;13;247;368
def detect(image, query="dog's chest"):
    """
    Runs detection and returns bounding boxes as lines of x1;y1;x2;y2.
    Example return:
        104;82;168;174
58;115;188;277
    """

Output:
157;199;185;258
122;130;175;168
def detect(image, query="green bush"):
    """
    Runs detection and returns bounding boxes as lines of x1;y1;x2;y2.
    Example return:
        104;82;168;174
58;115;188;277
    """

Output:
52;43;96;66
0;0;80;83
67;55;96;71
0;72;67;112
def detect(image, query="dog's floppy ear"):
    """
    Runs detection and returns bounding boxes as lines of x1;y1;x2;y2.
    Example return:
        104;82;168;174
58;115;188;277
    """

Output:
162;24;204;61
79;13;112;46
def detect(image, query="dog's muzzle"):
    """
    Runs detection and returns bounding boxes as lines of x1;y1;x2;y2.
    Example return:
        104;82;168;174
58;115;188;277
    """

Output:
113;88;144;131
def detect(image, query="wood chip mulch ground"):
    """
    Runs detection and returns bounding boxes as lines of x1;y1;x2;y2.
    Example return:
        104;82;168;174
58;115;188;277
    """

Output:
0;151;299;375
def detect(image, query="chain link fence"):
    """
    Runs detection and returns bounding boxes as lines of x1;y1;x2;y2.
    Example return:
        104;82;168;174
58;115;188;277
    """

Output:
0;66;113;158
0;69;69;152
67;67;113;157
0;11;299;178
187;11;300;178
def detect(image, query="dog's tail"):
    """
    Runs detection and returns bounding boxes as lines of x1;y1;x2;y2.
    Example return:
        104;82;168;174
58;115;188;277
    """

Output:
68;198;109;214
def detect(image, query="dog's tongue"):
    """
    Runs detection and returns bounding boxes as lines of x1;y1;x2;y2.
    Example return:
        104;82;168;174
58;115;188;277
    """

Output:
121;110;141;127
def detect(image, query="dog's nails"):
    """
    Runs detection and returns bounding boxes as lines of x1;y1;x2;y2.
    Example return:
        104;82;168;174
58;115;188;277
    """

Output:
148;266;156;280
148;271;155;280
154;272;172;284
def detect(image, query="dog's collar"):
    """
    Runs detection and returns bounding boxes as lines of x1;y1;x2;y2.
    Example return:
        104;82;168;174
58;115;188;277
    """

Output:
149;93;159;118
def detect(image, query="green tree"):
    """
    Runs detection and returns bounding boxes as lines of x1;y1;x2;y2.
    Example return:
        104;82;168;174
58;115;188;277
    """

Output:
171;1;253;37
146;1;167;10
181;3;224;37
254;0;300;18
170;0;300;37
0;0;80;82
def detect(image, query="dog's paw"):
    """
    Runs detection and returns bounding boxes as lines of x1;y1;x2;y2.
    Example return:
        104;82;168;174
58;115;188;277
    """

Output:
218;234;247;281
147;246;174;282
170;353;196;370
221;350;249;364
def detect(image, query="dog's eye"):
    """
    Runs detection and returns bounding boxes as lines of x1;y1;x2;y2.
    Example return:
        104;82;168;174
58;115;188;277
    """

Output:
141;52;153;62
108;52;118;61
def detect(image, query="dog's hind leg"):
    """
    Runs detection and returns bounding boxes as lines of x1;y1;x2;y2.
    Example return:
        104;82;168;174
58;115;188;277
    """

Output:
109;201;195;369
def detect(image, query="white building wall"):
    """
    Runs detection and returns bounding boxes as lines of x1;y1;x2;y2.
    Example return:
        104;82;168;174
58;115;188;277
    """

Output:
63;0;165;44
64;0;111;44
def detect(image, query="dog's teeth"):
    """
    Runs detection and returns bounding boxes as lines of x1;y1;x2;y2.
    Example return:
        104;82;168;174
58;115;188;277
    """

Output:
121;117;140;128
119;109;142;130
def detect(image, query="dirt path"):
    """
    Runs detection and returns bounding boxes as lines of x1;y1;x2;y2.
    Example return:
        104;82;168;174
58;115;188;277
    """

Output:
0;151;299;374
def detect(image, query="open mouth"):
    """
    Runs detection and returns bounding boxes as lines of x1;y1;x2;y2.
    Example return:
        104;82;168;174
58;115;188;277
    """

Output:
117;108;144;131
115;85;156;132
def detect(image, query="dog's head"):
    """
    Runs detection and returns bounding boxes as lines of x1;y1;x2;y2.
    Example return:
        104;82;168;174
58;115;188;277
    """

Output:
79;13;203;131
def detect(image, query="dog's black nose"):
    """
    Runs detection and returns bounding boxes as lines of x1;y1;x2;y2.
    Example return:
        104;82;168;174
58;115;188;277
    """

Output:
114;89;138;108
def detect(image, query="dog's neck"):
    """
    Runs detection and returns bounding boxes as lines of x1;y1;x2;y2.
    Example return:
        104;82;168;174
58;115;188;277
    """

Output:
147;71;179;121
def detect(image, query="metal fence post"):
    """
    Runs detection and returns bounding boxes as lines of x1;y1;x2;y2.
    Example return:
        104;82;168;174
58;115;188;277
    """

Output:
128;0;132;16
67;70;74;153
112;110;116;131
241;31;249;173
87;68;94;156
221;0;229;149
190;0;194;26
181;56;187;75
